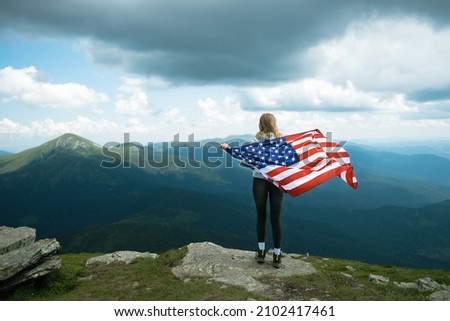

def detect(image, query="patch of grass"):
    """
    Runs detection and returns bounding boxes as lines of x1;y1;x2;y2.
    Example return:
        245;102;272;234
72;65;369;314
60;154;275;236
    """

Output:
157;246;188;268
3;253;100;300
260;255;449;301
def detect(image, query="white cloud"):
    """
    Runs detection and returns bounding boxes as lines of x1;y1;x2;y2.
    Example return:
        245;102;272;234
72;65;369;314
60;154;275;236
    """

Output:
194;95;256;137
115;77;155;116
125;118;153;134
0;117;32;137
119;108;188;142
198;97;227;122
0;116;119;138
237;78;418;113
0;66;109;108
160;108;188;136
305;18;450;92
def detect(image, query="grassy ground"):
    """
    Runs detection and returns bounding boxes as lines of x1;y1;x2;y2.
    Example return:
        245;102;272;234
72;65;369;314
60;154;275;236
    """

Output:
263;255;449;300
2;248;448;301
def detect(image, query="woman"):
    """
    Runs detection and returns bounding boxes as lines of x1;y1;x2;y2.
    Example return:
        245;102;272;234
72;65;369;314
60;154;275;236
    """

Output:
221;113;284;268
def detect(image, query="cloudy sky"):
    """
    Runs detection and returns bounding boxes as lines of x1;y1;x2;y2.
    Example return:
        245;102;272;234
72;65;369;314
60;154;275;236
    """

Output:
1;0;450;151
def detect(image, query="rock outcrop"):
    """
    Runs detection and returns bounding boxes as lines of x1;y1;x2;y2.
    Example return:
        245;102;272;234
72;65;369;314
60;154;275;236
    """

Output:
430;289;450;301
0;226;61;292
171;242;316;297
86;251;158;267
368;272;449;300
369;274;390;284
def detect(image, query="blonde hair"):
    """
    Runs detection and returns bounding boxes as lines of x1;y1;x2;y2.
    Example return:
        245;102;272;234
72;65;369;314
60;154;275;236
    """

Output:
256;113;282;140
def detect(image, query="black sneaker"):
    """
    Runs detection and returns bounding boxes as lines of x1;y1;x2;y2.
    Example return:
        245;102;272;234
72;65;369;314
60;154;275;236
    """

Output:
273;253;281;268
255;250;266;264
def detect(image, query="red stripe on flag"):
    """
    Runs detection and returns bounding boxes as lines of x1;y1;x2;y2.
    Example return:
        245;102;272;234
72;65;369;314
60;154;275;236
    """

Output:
342;167;358;189
275;158;338;186
285;132;312;143
287;165;349;196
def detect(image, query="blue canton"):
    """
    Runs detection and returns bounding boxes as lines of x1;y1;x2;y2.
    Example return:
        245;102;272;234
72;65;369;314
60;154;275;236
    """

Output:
231;137;300;169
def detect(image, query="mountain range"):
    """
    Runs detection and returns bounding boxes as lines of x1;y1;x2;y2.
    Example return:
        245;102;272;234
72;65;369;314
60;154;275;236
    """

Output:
0;133;449;269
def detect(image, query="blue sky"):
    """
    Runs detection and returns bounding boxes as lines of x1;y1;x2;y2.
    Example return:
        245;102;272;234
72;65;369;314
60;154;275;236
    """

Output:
1;0;450;152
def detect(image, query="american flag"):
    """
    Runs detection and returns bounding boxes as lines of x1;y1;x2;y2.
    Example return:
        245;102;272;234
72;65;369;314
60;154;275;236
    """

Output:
225;129;358;196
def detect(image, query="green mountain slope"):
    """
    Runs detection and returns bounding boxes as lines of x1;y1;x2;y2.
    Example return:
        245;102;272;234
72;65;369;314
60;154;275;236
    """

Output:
0;133;100;174
58;191;450;268
0;134;167;237
292;200;450;268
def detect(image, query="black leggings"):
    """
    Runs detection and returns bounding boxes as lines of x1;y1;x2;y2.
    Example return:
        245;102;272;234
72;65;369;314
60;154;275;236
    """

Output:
252;177;284;249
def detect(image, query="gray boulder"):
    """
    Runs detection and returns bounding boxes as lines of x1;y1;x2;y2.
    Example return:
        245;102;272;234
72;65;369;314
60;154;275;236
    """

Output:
86;251;158;267
0;226;61;292
416;277;446;292
171;242;316;295
0;226;35;255
393;277;448;298
430;289;450;301
394;281;418;289
369;274;390;284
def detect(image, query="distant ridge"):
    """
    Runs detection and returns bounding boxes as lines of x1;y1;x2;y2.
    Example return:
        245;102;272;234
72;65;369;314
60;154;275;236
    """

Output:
199;133;254;144
0;133;100;174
